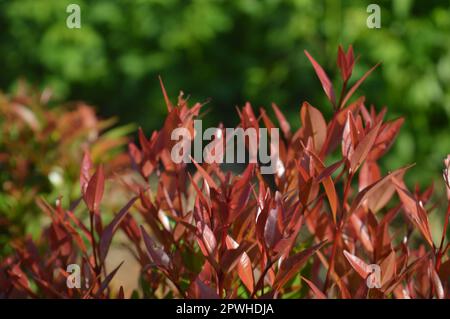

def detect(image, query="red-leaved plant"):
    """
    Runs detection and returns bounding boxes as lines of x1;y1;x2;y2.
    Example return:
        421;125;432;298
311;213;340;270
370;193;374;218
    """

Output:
1;46;449;299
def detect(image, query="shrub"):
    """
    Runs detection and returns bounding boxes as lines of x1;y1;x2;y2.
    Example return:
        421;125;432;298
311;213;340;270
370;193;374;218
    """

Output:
0;81;132;256
1;47;449;299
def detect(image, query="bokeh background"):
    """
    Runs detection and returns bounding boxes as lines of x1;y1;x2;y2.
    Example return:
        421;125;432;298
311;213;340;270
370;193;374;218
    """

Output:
0;0;449;183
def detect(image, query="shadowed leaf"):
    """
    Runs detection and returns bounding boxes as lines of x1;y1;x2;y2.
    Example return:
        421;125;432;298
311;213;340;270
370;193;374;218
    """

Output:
84;165;105;214
99;197;137;263
273;240;327;291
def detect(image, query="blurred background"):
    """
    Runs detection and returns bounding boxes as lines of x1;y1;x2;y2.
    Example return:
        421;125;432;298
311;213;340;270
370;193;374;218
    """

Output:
0;0;449;184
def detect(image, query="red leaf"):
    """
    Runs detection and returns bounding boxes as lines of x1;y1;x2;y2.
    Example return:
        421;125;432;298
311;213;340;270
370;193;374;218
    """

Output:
349;165;412;214
318;171;338;224
337;46;347;79
374;217;394;261
368;118;404;160
430;261;445;299
260;108;275;131
350;121;381;173
197;222;217;257
349;213;374;253
380;250;396;287
229;164;254;221
341;63;380;108
83;165;105;214
304;50;336;107
384;254;428;295
273;240;326;291
315;159;344;184
342;111;361;159
300;102;327;154
272;103;291;139
307;150;339;223
224;236;255;293
343;250;371;279
264;203;283;250
188;277;220;299
93;261;124;298
301;276;327;299
140;226;171;270
322;97;363;157
99;197;137;263
392;178;434;248
80;150;92;194
337;45;355;82
128;142;142;165
138;127;151;153
159;76;173;112
190;156;219;190
359;160;381;191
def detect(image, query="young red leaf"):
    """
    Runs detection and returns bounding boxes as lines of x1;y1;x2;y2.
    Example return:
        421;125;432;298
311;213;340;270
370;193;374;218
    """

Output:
349;214;374;253
99;197;137;263
430;262;445;299
384;254;429;295
260;108;275;131
224;236;254;293
80;150;92;194
272;103;291;139
315;159;345;184
273;240;327;291
140;226;171;270
197;222;217;257
349;121;381;173
341;112;355;159
350;165;412;214
368;118;404;160
341;63;380;108
264;205;283;250
190;156;219;190
301;276;327;299
301;102;327;153
221;245;247;273
359;160;381;191
83;165;105;214
343;250;371;279
307;150;339;223
374;217;395;261
188;277;220;299
379;250;396;287
337;46;347;80
322;96;363;157
229;164;255;222
304;50;336;107
392;178;434;248
128;142;142;165
159;76;173;112
93;261;124;298
337;45;355;82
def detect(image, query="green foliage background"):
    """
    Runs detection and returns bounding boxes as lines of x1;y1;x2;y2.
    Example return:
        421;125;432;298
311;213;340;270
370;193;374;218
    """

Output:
0;0;449;184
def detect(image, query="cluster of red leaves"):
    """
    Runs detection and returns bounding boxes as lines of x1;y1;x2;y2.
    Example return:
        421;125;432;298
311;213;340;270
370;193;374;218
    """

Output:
1;47;449;299
0;82;130;192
